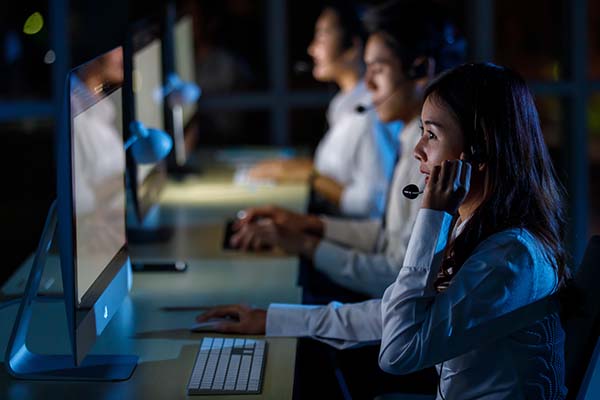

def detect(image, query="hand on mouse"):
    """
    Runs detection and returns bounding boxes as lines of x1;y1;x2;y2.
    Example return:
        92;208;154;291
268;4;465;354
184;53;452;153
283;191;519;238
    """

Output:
196;304;267;334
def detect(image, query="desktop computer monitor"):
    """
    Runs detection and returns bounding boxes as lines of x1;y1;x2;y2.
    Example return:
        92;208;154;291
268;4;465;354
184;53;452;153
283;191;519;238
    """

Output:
60;46;135;373
124;21;168;229
174;14;197;128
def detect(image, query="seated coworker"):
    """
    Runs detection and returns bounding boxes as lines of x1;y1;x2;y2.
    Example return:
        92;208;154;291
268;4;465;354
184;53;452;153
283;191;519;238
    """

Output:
248;2;385;218
231;1;464;299
199;63;569;399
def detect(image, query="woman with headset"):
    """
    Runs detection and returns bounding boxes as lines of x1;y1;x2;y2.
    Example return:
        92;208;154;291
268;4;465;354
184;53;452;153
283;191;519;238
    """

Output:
230;1;462;304
198;63;569;399
248;2;388;218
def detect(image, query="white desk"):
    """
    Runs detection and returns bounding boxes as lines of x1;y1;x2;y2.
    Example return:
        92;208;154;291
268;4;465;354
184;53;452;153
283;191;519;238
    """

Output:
0;170;308;400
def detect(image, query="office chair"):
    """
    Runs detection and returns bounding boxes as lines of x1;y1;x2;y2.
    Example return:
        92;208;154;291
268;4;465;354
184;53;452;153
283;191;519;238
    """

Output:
375;236;600;400
563;235;600;399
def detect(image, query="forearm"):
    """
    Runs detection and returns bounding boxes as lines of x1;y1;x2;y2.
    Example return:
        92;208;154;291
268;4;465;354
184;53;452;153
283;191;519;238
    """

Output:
313;240;400;297
311;174;343;207
266;299;382;349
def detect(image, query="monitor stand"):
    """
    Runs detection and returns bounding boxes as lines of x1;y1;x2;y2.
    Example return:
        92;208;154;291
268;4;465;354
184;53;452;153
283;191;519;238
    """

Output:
5;200;138;381
126;203;173;243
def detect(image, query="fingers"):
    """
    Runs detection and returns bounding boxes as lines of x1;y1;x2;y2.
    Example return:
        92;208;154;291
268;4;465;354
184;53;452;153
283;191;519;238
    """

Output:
460;160;472;195
429;165;441;186
230;220;277;251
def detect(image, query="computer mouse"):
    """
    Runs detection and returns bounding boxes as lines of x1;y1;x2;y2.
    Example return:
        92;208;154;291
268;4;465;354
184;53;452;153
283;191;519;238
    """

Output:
190;317;234;332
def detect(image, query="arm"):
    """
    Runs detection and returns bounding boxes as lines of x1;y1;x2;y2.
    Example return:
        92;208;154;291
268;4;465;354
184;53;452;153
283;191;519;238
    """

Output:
248;158;314;182
266;299;382;349
195;300;383;350
321;217;381;251
378;209;554;375
337;123;386;217
311;173;344;208
312;241;405;297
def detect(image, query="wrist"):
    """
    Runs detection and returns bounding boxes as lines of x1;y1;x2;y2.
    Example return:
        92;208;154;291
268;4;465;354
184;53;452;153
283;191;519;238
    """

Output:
304;214;325;236
300;235;320;259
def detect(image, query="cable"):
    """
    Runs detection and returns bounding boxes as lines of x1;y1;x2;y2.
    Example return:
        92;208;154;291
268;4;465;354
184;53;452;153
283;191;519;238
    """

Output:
437;361;446;400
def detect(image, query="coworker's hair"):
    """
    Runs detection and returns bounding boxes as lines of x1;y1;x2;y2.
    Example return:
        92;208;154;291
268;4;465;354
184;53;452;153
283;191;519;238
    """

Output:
423;63;569;291
362;0;466;76
322;1;367;50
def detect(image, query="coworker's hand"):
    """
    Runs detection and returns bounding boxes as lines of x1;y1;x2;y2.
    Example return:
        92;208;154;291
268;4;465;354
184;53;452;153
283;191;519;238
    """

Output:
230;218;320;258
196;304;266;334
235;205;323;235
421;157;471;215
248;159;286;181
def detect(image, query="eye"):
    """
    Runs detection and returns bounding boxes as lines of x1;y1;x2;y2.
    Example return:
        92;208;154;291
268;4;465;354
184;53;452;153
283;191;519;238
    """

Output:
428;131;437;140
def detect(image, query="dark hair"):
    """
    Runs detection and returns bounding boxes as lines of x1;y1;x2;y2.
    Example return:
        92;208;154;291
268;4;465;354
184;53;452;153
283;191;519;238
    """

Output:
423;63;570;291
362;0;466;76
322;1;367;50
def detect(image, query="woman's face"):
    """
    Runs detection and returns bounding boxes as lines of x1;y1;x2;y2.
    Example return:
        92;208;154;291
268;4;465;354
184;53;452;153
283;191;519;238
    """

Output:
364;33;411;122
307;8;345;82
414;95;465;184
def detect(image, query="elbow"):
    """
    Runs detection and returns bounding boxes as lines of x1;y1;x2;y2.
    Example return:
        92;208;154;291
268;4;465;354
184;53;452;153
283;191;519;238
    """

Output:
378;336;422;375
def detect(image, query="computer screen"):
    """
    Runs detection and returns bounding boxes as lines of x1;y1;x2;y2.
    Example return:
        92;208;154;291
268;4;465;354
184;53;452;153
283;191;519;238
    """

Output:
174;14;197;127
60;46;133;368
70;48;127;306
125;22;168;225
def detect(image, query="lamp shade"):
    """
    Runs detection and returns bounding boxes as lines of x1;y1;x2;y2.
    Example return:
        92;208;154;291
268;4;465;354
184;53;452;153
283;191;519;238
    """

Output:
127;121;173;164
164;73;201;107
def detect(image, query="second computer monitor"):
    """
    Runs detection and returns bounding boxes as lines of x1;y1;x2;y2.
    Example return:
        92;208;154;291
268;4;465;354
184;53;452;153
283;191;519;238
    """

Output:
124;21;168;224
174;14;197;127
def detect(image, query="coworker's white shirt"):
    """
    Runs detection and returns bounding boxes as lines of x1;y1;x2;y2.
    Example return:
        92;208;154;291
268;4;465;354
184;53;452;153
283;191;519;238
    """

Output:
267;209;567;399
313;81;384;217
311;118;424;296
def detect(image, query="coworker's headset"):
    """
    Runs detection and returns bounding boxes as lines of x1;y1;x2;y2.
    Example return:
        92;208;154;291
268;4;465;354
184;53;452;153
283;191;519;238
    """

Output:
355;59;430;114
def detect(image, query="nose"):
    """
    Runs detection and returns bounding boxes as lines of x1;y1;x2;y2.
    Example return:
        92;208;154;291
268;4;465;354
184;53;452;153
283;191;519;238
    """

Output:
414;136;426;162
365;69;376;91
307;39;317;58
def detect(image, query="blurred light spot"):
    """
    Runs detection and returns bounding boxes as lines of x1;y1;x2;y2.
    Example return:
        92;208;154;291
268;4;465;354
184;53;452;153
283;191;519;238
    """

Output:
23;12;44;35
43;49;56;64
4;31;22;63
552;62;560;81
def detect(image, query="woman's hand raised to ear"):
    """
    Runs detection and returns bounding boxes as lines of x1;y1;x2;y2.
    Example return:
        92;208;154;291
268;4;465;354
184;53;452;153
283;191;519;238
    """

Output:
196;304;267;334
422;158;471;215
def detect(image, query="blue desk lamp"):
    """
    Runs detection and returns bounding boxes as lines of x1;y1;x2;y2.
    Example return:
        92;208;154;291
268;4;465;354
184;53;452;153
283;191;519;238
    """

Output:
125;120;173;164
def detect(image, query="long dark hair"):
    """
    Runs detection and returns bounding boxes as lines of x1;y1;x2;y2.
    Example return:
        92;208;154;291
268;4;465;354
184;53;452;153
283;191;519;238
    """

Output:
362;0;466;75
424;63;569;291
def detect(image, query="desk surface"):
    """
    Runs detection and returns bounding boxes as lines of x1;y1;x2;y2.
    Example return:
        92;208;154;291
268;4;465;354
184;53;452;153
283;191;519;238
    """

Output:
0;167;308;400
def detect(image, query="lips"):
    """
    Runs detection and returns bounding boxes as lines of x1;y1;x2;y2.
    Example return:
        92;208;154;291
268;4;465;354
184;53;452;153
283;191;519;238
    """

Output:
420;168;430;184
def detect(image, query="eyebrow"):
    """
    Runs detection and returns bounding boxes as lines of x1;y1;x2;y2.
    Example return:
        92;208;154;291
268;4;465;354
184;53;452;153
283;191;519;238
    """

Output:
365;57;393;66
421;119;445;129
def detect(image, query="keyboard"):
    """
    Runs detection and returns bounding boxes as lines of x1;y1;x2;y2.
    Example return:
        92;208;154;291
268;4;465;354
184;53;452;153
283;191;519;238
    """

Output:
187;337;267;395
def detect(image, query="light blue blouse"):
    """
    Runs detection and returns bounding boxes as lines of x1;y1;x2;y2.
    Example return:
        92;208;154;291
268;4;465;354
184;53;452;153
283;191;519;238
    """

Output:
267;209;567;399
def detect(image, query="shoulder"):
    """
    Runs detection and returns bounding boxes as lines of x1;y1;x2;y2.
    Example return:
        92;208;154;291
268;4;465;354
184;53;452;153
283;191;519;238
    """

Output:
468;228;558;296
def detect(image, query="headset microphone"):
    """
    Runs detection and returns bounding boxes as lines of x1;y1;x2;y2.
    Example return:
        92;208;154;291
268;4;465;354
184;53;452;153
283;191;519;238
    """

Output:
293;60;311;75
354;104;371;113
402;184;424;199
